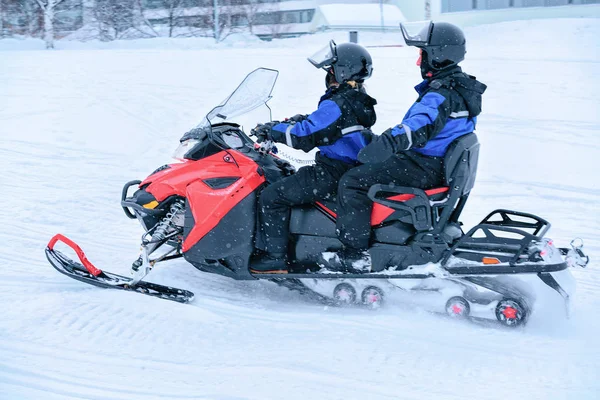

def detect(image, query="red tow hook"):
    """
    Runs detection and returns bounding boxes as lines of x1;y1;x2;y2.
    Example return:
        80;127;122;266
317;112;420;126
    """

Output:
47;234;103;277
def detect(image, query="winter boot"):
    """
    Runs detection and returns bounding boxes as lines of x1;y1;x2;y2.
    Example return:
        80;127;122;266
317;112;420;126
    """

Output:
340;247;371;273
250;252;288;274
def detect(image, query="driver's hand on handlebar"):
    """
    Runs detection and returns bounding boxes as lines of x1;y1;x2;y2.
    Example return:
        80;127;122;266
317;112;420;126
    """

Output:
251;121;280;143
285;114;308;123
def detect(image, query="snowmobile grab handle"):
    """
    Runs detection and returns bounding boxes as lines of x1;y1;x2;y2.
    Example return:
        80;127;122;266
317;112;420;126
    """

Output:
47;234;103;277
121;180;142;219
367;184;433;231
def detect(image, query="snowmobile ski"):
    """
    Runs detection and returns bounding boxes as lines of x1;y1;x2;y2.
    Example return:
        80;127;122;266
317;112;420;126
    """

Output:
46;234;194;303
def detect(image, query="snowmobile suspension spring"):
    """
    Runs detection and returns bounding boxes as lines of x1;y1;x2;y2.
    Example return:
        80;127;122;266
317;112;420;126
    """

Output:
151;200;185;242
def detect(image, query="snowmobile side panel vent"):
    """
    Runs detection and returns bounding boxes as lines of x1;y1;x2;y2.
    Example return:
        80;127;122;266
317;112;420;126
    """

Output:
203;177;240;189
150;164;171;176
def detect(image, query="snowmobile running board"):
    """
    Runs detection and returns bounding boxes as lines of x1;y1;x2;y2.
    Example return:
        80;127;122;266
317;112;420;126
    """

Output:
46;234;194;303
249;262;568;280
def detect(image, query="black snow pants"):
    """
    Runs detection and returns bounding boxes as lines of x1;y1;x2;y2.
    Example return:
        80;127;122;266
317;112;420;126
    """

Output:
259;154;354;254
336;152;445;250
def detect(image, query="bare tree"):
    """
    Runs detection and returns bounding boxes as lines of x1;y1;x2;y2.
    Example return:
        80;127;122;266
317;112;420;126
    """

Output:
230;0;263;35
0;0;4;37
165;0;185;37
204;0;233;41
264;9;288;40
24;0;43;37
0;0;24;37
93;0;134;41
130;0;159;38
34;0;66;48
240;0;264;34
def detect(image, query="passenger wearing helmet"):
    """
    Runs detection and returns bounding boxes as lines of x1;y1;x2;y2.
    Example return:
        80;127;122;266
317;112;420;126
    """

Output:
336;22;487;262
251;41;377;273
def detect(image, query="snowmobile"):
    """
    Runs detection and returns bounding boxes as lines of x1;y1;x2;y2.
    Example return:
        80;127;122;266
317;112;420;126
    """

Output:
46;68;588;327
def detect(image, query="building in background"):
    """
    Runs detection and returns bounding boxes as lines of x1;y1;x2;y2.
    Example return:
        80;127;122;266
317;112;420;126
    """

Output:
0;0;598;39
442;0;599;12
395;0;599;20
139;0;406;39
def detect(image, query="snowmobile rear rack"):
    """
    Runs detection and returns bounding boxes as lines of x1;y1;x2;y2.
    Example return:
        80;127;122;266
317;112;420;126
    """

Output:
443;209;556;267
479;209;551;237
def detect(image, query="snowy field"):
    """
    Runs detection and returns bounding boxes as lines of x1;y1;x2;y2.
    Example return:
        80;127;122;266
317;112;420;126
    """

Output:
1;18;600;400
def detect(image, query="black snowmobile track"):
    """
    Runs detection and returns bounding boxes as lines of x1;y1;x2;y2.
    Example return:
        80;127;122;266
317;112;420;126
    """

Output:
46;249;195;303
267;278;336;305
268;275;534;328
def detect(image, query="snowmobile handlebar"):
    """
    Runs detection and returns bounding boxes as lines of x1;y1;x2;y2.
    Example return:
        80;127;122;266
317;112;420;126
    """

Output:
256;140;276;155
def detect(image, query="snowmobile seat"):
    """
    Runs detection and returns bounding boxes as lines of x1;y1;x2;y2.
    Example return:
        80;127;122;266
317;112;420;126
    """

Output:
367;133;480;235
290;134;479;245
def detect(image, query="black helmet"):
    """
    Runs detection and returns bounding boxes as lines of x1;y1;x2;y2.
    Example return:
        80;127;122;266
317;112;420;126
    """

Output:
308;41;373;84
401;21;466;73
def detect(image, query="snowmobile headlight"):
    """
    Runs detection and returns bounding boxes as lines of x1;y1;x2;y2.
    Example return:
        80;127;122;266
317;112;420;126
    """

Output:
173;139;200;160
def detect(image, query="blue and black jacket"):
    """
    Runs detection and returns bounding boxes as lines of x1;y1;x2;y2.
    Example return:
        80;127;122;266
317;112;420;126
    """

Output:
386;66;487;157
269;83;377;165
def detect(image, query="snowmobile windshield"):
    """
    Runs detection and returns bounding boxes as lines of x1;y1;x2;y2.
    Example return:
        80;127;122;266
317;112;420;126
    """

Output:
307;40;337;69
197;68;279;129
400;21;433;46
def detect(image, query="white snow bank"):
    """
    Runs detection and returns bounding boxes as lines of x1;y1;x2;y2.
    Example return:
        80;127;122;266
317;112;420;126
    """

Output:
0;33;263;51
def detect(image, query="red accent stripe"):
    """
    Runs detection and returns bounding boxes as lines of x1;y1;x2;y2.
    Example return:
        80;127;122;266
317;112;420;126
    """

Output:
315;201;337;218
316;187;449;227
370;187;449;226
47;234;103;277
371;187;448;226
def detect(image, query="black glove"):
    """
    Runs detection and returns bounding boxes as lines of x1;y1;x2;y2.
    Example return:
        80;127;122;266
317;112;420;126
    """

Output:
285;114;308;123
360;128;374;145
357;129;398;164
251;121;280;143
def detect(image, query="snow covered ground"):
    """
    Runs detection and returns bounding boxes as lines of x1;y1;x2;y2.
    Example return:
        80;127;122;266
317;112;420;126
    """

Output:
1;18;599;399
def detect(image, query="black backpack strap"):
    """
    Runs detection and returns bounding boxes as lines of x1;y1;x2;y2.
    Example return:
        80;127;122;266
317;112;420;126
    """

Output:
338;89;378;127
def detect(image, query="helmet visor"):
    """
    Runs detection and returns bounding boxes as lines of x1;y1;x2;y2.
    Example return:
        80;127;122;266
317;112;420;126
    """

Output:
400;21;433;46
307;40;337;69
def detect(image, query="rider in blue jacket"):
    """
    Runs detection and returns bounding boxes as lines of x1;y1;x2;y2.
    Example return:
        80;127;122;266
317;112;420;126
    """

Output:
251;41;377;272
336;22;487;264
